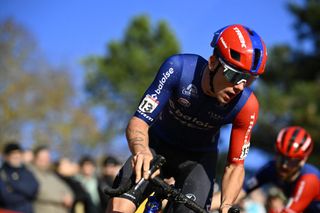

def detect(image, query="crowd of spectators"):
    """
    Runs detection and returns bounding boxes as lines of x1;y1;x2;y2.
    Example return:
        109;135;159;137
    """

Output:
0;141;122;213
0;141;286;213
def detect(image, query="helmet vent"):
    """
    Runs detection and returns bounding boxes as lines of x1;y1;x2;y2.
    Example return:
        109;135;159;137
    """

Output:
295;133;309;153
252;49;261;70
287;128;300;153
304;139;313;155
230;49;240;61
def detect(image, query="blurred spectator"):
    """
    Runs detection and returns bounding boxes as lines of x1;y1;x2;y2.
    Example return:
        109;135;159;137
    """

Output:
98;156;122;210
76;156;104;213
22;149;34;165
30;146;74;213
0;142;39;213
265;187;286;213
99;156;122;188
241;189;266;213
55;157;95;213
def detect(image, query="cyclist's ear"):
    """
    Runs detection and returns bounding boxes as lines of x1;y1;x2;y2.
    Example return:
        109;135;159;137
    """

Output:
299;157;307;167
208;55;217;70
208;55;219;71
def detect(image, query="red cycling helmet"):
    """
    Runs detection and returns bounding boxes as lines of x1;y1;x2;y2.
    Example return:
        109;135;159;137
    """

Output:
211;24;268;75
275;126;313;159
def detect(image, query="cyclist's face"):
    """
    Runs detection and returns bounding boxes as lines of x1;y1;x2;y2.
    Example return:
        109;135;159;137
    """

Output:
275;155;304;181
209;58;251;104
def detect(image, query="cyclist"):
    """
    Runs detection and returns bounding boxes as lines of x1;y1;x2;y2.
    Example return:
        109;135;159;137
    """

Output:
211;126;320;213
106;24;268;213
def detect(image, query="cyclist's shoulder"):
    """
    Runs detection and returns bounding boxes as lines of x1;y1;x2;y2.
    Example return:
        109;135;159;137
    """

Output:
165;53;207;63
234;88;259;117
293;164;320;190
243;87;258;101
244;88;259;107
301;163;320;176
258;160;276;172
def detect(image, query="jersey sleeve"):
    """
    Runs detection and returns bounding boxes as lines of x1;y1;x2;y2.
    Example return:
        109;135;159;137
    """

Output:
133;55;182;125
227;93;259;164
282;174;320;213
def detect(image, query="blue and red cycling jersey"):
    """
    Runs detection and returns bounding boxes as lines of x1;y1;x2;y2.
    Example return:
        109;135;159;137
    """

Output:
244;161;320;213
134;54;259;164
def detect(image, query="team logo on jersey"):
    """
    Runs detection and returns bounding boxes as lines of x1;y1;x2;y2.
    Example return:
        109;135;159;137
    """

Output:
154;67;174;96
182;84;198;97
244;113;255;144
246;177;258;189
177;98;191;107
168;100;215;130
137;109;154;122
185;193;196;201
233;113;256;161
208;111;224;121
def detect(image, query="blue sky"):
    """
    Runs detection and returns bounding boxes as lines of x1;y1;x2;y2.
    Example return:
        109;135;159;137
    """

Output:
0;0;299;113
1;0;298;64
1;0;300;95
0;0;297;162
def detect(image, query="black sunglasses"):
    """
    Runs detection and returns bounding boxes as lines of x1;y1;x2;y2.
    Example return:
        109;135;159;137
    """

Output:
276;155;301;168
219;58;258;85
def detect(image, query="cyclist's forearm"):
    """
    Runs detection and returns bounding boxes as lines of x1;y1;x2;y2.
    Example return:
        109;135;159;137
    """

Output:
210;191;222;210
126;116;150;155
220;163;245;210
210;189;246;211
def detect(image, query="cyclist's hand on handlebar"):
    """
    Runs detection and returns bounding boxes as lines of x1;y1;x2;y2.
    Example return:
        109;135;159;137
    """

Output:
132;149;154;183
219;207;228;213
220;205;240;213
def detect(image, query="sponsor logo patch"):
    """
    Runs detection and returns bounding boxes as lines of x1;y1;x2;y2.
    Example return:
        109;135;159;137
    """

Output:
246;177;258;189
168;100;215;130
137;109;154;122
177;98;191;107
233;27;247;48
182;84;198;97
208;111;224;121
154;67;174;96
233;113;255;161
185;193;196;201
220;37;228;49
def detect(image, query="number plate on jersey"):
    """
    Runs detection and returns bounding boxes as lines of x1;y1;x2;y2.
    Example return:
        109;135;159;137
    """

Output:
138;95;159;113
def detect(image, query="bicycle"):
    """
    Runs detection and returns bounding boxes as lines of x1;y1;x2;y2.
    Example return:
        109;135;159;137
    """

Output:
104;155;240;213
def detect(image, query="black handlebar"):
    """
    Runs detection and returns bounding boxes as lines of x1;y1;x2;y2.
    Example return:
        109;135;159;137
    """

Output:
103;155;166;196
104;155;240;213
151;176;207;213
151;176;240;213
227;207;240;213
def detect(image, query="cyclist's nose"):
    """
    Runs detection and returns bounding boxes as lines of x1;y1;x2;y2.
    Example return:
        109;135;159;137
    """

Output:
281;162;289;169
233;82;245;92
